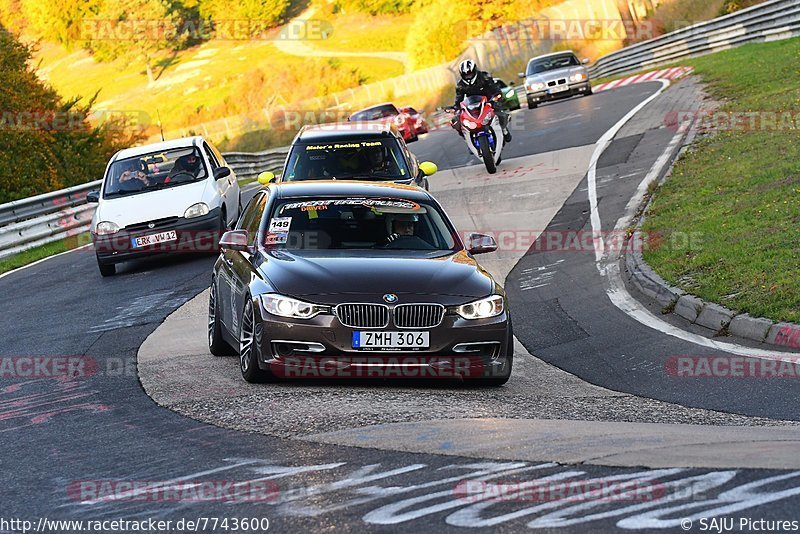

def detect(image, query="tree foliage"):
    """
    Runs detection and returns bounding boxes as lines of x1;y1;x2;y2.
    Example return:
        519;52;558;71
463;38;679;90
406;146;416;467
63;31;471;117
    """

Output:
0;27;141;203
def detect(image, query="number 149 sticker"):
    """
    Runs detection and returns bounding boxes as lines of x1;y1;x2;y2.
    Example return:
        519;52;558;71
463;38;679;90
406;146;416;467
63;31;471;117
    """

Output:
269;217;292;232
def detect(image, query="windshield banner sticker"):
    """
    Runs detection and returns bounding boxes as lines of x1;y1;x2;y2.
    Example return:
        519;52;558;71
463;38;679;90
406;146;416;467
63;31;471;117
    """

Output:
281;198;420;213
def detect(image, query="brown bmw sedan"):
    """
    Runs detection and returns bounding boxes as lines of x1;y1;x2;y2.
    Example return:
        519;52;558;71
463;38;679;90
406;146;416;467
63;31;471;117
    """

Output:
209;181;512;385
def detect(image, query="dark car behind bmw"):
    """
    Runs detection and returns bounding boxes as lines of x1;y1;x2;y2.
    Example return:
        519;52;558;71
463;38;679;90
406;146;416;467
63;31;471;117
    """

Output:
209;181;513;385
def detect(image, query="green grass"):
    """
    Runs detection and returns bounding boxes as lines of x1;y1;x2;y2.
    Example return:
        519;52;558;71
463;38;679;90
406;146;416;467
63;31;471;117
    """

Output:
0;233;91;275
32;36;404;143
642;37;800;323
314;13;413;53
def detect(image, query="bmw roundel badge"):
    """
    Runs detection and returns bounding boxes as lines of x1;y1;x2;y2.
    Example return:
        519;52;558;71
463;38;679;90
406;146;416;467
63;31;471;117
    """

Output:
383;293;398;303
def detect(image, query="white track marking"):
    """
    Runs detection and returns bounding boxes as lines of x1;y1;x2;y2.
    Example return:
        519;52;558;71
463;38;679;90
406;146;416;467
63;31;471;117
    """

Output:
587;78;800;362
0;244;92;282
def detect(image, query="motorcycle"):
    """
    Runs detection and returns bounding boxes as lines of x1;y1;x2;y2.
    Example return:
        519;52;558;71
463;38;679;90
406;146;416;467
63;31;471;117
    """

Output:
443;94;506;174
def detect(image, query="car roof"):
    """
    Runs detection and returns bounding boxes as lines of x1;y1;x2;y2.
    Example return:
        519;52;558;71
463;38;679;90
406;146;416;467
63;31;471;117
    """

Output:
526;51;578;64
112;136;204;162
295;122;397;142
268;180;431;201
351;102;398;114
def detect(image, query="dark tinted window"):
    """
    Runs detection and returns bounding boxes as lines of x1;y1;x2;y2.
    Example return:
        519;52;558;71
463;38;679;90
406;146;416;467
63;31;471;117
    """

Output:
263;197;457;251
284;138;411;182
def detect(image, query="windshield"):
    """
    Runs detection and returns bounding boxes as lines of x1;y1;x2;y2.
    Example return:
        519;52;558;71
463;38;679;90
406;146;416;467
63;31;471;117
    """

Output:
103;147;208;198
263;197;458;251
527;53;580;75
283;139;411;182
350;104;399;121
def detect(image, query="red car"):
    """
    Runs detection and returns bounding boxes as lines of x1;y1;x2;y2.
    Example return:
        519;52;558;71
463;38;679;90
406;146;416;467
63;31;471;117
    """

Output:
400;106;429;135
348;103;418;143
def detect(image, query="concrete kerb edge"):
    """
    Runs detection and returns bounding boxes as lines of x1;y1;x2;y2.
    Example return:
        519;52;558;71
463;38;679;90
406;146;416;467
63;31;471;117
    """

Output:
621;114;800;349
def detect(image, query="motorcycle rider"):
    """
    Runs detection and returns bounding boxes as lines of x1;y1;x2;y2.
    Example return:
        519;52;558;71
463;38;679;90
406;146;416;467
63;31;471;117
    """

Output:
451;59;512;142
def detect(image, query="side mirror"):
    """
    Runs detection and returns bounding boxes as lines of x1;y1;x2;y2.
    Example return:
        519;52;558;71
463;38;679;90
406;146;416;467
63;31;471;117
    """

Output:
219;230;250;252
582;58;590;64
213;166;231;180
86;190;100;203
419;161;438;176
257;171;276;185
467;233;497;255
508;81;515;86
517;72;525;78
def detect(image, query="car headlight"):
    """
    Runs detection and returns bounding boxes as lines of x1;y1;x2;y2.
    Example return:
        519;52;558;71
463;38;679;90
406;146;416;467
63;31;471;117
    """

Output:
95;221;119;235
527;82;545;92
184;202;209;219
504;89;515;98
261;294;329;319
570;72;587;82
456;295;504;320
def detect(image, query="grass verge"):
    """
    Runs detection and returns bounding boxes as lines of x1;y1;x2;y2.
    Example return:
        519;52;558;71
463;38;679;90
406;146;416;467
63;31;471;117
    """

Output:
642;37;800;323
0;233;91;275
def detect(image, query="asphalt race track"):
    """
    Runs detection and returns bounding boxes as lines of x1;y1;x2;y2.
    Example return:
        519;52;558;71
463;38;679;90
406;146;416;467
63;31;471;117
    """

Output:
2;80;800;532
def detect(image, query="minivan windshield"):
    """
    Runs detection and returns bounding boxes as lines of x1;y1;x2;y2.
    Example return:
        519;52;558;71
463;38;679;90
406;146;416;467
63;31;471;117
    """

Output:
103;147;208;199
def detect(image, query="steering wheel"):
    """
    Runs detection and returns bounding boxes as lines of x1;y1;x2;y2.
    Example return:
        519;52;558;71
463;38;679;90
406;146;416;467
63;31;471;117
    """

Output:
168;170;195;182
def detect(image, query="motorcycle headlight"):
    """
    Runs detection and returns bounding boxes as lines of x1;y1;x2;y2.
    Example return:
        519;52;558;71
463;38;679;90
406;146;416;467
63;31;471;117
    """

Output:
456;295;504;320
481;115;493;125
261;294;329;319
184;202;209;219
570;72;586;82
95;221;119;235
463;119;478;129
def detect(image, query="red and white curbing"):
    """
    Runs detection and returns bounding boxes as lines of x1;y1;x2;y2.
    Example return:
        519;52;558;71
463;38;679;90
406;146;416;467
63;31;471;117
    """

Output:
593;66;694;92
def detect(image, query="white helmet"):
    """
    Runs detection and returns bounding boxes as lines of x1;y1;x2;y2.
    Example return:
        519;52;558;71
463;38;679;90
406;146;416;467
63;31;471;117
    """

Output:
459;59;478;85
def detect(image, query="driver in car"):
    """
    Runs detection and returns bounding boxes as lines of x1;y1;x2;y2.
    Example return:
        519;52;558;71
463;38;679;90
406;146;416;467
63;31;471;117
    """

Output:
365;146;392;176
384;214;433;249
166;152;202;183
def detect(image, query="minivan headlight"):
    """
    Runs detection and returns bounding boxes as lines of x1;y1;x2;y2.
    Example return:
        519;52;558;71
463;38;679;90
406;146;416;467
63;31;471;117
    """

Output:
456;295;504;320
261;294;329;319
184;202;209;219
95;221;119;235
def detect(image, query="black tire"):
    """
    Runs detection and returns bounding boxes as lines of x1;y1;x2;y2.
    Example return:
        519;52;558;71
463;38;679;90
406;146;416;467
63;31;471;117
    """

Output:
97;258;115;277
527;97;538;109
239;296;274;383
208;280;235;356
478;135;496;174
584;86;593;96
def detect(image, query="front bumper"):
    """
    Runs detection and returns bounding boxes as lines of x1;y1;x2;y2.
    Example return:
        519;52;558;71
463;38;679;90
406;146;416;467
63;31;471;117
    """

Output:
254;303;512;380
526;81;591;105
93;208;221;264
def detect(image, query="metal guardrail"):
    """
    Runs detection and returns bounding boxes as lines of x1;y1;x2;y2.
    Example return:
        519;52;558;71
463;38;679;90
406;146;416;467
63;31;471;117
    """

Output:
588;0;800;79
0;147;289;260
